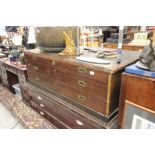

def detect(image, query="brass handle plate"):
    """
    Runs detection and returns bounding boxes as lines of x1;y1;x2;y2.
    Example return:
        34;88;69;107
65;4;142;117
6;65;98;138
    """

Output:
78;80;86;87
78;67;87;73
33;66;39;70
79;95;86;101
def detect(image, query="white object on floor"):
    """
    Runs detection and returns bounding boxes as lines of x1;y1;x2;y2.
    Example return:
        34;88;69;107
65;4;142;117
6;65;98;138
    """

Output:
12;83;22;99
0;102;24;129
76;56;110;64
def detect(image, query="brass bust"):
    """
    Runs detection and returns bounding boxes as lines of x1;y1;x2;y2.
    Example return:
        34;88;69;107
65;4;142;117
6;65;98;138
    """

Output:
59;31;77;56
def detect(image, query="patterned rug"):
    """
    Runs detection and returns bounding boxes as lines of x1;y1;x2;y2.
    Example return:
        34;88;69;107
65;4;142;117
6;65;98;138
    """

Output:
0;84;56;129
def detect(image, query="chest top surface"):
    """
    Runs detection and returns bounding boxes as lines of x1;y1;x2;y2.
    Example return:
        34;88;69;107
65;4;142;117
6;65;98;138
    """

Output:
24;48;141;73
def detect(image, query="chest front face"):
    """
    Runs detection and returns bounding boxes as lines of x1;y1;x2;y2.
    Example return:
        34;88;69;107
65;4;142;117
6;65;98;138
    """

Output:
25;52;123;116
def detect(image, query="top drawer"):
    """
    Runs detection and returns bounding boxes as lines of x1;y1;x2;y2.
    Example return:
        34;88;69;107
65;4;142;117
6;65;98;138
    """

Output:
55;61;109;84
5;64;17;74
26;54;55;75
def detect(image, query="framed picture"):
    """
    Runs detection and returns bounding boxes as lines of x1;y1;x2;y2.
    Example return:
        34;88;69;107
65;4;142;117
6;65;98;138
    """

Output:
123;100;155;129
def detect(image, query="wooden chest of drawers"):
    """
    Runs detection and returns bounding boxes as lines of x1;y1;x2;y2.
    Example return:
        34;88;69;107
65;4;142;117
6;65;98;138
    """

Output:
118;73;155;128
25;49;140;120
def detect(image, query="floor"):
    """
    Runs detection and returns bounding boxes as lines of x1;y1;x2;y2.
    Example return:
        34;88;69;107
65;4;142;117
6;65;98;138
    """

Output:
0;102;24;129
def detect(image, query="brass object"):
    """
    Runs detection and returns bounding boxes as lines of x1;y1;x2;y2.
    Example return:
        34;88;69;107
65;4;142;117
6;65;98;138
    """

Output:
78;80;86;87
59;31;77;56
79;95;86;101
78;67;87;73
106;74;112;116
33;66;39;70
35;27;78;52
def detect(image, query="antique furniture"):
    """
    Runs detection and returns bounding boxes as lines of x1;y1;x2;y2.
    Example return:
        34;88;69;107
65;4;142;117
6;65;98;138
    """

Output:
103;43;145;51
24;49;140;128
0;58;29;103
118;72;155;128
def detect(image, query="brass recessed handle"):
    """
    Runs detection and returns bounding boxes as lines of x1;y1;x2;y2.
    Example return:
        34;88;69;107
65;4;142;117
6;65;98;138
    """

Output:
33;66;39;70
78;67;87;73
78;80;86;87
79;95;86;101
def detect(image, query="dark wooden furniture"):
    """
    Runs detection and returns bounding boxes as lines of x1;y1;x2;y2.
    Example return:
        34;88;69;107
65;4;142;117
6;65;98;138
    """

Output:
0;58;28;103
104;43;145;51
118;73;155;128
24;49;140;128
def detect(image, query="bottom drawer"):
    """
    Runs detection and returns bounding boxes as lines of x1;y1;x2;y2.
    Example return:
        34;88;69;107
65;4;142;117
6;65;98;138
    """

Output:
29;101;68;129
28;87;103;129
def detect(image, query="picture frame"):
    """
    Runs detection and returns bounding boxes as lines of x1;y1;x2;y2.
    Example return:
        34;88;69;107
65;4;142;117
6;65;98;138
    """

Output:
122;100;155;129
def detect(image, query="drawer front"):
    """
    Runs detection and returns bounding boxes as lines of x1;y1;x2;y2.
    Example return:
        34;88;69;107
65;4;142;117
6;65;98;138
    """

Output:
5;64;17;74
27;69;55;88
55;61;109;84
27;61;54;77
53;80;107;115
54;70;108;98
26;54;55;75
28;87;103;128
29;100;67;129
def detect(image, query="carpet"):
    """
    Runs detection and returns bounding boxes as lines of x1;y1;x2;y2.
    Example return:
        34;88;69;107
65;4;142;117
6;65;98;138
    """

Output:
0;84;56;129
